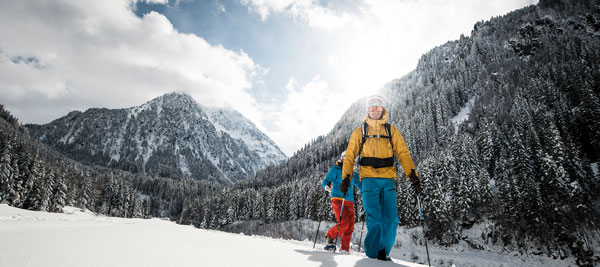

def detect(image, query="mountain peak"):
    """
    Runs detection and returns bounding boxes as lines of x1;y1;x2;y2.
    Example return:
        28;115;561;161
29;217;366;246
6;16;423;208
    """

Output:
147;91;197;107
25;92;286;185
161;91;192;100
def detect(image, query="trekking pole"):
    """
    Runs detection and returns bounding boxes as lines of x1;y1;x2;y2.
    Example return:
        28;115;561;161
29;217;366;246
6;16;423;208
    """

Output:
416;193;431;267
357;212;365;253
313;220;322;249
333;192;346;253
313;190;329;249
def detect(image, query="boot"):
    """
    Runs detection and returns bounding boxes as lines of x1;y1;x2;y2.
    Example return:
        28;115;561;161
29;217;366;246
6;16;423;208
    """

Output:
377;249;391;261
324;236;336;251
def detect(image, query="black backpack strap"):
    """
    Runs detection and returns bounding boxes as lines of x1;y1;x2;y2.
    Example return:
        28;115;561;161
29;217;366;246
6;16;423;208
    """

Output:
384;123;393;151
358;122;368;158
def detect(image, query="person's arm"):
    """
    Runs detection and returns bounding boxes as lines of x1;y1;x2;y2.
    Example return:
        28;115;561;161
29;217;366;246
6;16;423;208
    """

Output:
322;168;334;189
391;125;416;179
342;128;361;180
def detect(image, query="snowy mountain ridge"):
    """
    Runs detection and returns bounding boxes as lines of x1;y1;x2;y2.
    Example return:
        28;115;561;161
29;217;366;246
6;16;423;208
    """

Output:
205;106;284;167
25;92;286;184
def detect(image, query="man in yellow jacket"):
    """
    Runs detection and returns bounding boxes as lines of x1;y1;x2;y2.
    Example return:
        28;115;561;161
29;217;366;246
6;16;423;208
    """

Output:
340;95;421;261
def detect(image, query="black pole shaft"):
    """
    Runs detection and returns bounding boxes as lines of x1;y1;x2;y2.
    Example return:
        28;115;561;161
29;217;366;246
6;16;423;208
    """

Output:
417;195;431;267
313;220;321;249
314;190;330;249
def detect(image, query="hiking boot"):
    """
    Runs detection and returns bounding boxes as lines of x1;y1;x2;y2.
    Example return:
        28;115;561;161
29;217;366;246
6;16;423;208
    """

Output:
323;236;336;251
377;249;391;261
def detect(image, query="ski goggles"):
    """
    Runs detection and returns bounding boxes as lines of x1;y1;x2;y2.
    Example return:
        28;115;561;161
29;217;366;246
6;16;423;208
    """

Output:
368;106;383;112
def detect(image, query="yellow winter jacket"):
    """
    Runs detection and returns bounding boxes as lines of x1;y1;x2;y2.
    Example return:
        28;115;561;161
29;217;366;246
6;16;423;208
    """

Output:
342;110;416;181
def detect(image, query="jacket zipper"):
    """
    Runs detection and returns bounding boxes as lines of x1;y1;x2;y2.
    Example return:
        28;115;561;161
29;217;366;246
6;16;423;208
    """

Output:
375;121;380;178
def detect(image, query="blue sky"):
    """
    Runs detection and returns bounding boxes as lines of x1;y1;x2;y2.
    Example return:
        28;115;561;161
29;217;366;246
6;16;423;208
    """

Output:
0;0;537;156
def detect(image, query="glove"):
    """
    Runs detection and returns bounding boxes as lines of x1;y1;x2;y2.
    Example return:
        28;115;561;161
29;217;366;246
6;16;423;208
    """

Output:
409;169;422;194
340;174;351;194
324;184;332;192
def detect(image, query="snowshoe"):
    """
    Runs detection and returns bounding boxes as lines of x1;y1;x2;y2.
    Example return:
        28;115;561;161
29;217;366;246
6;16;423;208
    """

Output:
324;236;336;251
324;244;336;251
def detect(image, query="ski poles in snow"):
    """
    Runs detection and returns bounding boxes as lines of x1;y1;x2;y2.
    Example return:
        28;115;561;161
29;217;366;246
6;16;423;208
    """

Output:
357;213;365;253
313;220;322;249
313;190;329;249
333;192;346;253
416;193;431;267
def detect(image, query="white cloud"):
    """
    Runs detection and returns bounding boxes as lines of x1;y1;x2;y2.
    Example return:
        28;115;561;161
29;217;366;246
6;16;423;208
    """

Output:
242;0;355;30
266;76;360;155
0;0;260;125
216;2;227;12
139;0;169;4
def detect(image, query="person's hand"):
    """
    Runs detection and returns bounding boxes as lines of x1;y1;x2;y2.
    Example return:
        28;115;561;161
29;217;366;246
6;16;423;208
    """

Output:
409;169;422;194
340;175;351;194
324;184;332;192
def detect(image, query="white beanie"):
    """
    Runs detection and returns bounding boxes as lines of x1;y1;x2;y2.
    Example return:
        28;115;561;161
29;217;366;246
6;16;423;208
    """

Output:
340;151;346;160
366;95;384;109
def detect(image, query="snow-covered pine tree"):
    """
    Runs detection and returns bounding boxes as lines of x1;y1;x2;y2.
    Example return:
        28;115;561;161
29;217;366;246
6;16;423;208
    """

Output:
0;137;14;203
49;171;67;213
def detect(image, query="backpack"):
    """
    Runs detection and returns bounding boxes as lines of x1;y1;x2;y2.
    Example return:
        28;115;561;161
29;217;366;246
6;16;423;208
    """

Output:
357;122;395;169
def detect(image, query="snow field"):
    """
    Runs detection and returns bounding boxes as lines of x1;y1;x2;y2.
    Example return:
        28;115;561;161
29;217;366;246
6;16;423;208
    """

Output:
0;204;589;267
0;204;427;267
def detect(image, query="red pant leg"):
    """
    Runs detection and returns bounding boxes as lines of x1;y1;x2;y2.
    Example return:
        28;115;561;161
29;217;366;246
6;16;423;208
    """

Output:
341;201;355;251
326;199;343;239
326;199;355;251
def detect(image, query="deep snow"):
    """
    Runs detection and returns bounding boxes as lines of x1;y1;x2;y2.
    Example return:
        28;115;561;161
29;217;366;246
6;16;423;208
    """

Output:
0;204;426;267
0;204;585;267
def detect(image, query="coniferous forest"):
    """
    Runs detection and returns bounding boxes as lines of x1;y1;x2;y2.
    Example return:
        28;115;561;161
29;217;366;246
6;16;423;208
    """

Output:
0;104;222;219
1;0;599;265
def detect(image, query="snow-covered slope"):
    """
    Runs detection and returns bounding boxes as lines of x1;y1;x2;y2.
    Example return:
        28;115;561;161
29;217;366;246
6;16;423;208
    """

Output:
25;92;286;184
205;106;286;168
0;204;584;267
0;204;426;267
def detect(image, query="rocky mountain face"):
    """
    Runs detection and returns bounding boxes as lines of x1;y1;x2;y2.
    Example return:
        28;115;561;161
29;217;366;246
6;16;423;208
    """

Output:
25;92;286;184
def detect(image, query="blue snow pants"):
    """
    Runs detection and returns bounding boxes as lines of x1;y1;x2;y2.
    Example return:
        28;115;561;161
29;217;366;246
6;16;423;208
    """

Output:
360;178;398;259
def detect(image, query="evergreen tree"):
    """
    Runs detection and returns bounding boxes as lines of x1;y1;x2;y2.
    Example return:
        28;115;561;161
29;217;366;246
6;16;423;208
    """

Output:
24;152;46;210
7;155;21;206
454;135;478;223
0;139;14;202
49;172;68;212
